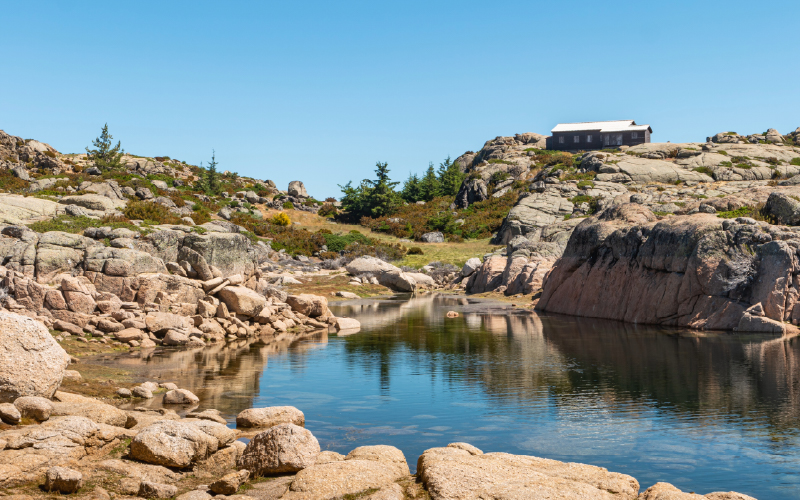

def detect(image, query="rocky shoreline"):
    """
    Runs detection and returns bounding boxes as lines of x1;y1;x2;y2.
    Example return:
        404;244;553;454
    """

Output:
0;348;758;499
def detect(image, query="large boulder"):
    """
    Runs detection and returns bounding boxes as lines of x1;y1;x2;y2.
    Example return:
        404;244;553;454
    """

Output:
130;420;218;468
236;406;305;429
58;193;120;211
638;482;756;500
417;445;638;500
44;466;83;494
218;285;267;317
178;232;256;279
452;178;488;209
345;256;399;275
50;391;128;427
14;396;54;421
288;181;309;198
763;191;800;225
420;231;445;243
378;270;417;292
0;311;69;403
281;445;410;500
286;294;328;317
145;312;191;334
237;423;320;474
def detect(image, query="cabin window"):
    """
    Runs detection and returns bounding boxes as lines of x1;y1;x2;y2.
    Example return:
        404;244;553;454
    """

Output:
632;132;638;139
587;135;592;142
574;136;580;143
559;136;564;144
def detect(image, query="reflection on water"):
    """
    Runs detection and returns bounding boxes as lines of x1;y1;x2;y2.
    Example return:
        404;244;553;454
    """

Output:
91;295;800;499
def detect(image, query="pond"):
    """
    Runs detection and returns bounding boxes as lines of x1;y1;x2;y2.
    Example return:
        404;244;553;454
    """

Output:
91;294;800;499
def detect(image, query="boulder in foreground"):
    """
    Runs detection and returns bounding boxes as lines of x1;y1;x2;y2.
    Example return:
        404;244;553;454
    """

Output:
130;420;218;468
238;423;320;474
417;444;639;499
0;311;69;403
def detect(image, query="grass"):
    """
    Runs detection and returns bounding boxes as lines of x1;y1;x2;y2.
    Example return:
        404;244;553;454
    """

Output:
398;238;498;268
282;273;391;299
791;158;800;166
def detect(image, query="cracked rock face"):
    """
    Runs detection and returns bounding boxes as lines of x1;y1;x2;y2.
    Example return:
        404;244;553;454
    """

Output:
536;204;800;331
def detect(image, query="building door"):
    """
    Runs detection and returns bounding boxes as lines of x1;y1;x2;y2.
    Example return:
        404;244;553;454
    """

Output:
603;134;610;146
615;133;622;146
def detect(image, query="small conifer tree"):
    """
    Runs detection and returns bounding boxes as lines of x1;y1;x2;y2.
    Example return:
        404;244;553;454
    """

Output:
86;123;124;171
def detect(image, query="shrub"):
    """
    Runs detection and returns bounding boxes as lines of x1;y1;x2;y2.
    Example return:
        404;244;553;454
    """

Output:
563;171;596;182
318;203;338;217
123;201;180;224
360;191;518;240
325;197;337;203
568;195;592;204
764;157;779;166
693;167;714;176
323;231;371;252
190;209;211;225
271;212;291;226
43;150;56;158
791;158;800;166
0;170;30;192
282;201;294;209
407;247;424;255
717;204;768;221
28;214;143;235
577;180;594;189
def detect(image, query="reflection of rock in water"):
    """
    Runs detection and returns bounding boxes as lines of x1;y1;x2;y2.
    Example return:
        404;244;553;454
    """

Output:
540;317;800;433
95;331;328;415
331;294;469;331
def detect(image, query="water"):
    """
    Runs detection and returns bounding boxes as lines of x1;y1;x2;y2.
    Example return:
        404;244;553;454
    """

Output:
92;295;800;499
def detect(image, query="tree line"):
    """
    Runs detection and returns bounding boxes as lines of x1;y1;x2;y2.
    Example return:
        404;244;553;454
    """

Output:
338;157;464;219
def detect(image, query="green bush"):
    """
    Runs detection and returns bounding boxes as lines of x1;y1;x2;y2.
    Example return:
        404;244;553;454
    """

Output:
791;157;800;166
282;201;294;209
407;247;424;255
577;180;594;189
323;231;371;252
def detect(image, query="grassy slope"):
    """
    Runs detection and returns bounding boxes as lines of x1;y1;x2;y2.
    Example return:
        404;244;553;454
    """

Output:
259;207;501;268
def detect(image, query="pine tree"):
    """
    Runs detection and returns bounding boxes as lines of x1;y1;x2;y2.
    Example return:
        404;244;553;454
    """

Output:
401;173;422;202
86;123;124;171
206;150;219;194
419;162;441;201
437;156;465;197
364;162;401;217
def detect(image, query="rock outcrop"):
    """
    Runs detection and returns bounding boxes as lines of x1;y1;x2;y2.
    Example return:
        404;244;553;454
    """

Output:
537;203;800;332
417;444;639;500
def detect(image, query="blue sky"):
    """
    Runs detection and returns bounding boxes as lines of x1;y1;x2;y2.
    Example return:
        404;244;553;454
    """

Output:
2;0;798;198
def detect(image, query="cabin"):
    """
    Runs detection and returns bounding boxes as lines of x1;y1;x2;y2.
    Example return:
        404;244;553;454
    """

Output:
546;120;651;151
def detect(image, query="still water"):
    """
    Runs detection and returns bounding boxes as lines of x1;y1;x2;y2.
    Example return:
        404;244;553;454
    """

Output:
93;295;800;499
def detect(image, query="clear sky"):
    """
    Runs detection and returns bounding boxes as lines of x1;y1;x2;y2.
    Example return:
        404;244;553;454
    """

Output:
2;0;798;198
